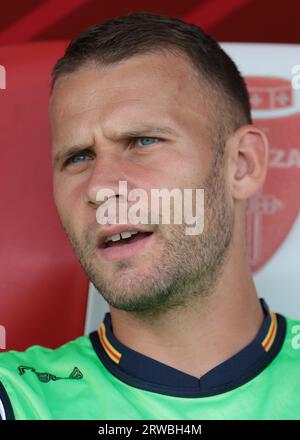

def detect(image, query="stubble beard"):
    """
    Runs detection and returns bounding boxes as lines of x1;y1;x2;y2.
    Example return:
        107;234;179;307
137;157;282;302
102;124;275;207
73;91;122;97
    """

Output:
62;156;234;317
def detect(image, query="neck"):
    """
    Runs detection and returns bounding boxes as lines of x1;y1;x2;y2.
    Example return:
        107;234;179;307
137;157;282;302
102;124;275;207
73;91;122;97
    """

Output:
109;244;264;379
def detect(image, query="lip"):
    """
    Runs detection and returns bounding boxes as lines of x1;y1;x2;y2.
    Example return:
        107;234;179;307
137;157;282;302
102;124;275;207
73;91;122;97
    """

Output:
97;230;154;261
97;224;154;249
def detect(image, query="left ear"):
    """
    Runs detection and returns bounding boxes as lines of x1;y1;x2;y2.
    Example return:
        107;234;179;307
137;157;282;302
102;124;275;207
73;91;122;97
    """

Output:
226;125;269;200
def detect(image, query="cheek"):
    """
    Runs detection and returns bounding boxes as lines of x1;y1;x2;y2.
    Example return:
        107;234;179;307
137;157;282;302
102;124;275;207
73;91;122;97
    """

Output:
53;176;69;214
53;176;83;228
168;147;209;189
150;155;202;189
170;163;203;190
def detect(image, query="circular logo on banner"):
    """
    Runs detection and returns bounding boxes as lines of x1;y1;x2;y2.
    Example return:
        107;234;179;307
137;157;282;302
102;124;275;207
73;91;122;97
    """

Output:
246;76;300;272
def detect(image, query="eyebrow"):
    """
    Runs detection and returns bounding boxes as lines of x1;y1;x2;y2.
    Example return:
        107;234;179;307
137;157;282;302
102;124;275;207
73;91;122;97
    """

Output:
112;126;180;139
53;125;180;167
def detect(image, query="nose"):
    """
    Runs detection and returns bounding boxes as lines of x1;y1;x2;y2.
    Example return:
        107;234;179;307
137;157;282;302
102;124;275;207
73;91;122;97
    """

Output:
85;153;126;209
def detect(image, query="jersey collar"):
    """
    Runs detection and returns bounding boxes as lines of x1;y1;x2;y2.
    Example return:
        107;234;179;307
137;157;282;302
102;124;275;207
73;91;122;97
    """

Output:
89;298;286;397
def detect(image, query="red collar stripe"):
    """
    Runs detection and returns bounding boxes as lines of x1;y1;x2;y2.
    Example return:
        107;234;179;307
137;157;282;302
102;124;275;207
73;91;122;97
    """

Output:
98;323;122;364
262;311;277;352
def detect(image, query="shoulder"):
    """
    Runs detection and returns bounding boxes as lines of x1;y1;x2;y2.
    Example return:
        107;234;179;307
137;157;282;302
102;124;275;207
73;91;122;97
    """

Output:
0;334;90;369
268;314;300;381
262;315;300;410
0;334;91;420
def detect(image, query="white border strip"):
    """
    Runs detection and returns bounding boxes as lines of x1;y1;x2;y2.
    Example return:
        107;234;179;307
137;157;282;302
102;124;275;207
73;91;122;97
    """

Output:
0;397;6;420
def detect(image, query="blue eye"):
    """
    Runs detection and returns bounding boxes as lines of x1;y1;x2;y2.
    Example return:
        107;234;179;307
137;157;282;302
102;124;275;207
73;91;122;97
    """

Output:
65;152;93;165
136;137;158;147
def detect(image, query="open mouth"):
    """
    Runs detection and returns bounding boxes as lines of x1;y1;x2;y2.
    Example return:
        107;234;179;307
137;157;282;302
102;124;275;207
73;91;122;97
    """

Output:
100;231;153;249
98;231;154;261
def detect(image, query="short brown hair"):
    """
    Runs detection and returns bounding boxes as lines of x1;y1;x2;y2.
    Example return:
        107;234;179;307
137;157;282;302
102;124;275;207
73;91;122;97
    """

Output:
52;12;252;154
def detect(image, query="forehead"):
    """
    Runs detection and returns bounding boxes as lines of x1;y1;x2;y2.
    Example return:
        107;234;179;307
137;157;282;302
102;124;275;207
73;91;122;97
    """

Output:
49;51;211;144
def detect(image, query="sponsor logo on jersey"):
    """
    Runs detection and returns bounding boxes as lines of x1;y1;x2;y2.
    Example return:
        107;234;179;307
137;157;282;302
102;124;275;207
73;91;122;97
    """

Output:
18;366;83;383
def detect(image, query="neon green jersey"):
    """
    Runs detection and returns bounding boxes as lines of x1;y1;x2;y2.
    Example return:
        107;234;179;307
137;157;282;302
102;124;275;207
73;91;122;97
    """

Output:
0;299;300;420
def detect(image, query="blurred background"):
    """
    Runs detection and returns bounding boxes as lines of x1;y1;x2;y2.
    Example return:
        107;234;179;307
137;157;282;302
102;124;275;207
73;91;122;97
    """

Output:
0;0;300;45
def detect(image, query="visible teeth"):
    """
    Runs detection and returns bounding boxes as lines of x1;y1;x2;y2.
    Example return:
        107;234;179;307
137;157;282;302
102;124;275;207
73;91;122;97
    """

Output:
120;231;132;239
111;234;121;242
105;231;139;243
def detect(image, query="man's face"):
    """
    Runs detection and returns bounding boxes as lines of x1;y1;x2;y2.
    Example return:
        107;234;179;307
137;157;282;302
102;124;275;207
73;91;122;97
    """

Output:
50;51;234;315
